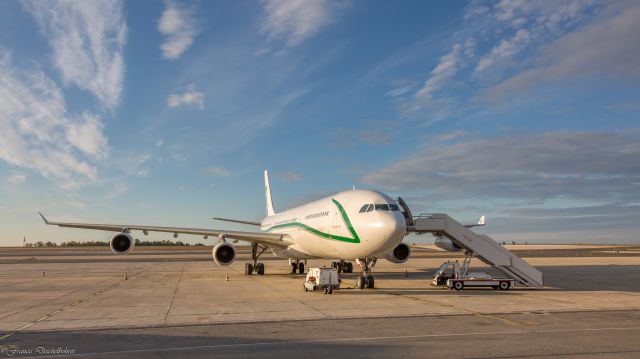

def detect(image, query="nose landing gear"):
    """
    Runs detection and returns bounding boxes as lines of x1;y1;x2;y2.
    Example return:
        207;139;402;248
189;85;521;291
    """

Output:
331;260;353;273
356;258;376;289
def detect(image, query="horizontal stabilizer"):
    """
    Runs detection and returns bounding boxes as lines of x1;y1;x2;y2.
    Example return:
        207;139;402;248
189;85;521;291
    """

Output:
211;217;261;226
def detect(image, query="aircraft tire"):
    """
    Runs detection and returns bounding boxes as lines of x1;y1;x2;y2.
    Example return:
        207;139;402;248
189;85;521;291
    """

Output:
245;263;253;275
257;263;265;275
366;275;375;289
356;275;365;289
298;262;305;274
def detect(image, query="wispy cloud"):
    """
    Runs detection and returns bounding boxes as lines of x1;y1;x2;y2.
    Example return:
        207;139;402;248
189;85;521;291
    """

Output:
393;0;614;124
484;2;640;100
23;0;127;110
158;0;199;60
0;52;107;189
259;0;348;47
6;172;26;184
275;171;303;182
167;85;204;109
362;129;640;203
207;167;230;176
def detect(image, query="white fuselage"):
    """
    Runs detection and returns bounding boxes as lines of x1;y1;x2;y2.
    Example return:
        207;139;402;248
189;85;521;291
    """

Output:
260;189;406;260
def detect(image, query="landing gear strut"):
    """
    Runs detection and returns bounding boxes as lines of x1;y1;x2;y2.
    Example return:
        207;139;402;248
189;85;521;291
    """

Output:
356;258;375;289
331;260;353;273
290;259;306;274
245;242;266;275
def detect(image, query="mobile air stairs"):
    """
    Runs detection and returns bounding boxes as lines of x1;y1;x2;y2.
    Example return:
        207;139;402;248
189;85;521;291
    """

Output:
407;212;543;288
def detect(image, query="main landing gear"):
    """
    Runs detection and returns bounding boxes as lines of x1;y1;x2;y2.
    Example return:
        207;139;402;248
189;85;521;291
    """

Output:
356;258;376;289
290;259;306;274
331;260;354;273
245;242;266;275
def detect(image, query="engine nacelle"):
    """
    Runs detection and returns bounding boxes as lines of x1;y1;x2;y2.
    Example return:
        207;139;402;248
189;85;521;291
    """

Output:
434;235;463;252
110;232;134;255
385;243;411;264
212;242;236;266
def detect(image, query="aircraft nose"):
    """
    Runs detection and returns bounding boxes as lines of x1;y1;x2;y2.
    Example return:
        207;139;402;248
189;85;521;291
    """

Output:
379;212;406;247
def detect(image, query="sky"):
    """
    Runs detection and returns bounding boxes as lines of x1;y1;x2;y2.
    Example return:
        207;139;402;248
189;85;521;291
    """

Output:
0;0;639;246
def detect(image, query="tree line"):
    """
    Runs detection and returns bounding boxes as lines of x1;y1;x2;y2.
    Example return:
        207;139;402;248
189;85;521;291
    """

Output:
25;239;206;247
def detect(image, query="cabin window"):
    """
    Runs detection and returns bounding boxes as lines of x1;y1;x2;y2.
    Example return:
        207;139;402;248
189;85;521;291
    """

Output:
375;204;390;211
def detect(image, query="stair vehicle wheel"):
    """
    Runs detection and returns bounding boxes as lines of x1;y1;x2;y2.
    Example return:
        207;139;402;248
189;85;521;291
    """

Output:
291;263;298;274
366;275;375;289
324;287;329;294
499;281;510;290
453;281;464;290
257;263;265;275
304;284;308;292
356;275;365;289
245;263;253;275
298;262;305;274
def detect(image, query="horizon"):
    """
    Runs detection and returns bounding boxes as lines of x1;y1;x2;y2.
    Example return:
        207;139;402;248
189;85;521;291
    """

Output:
1;0;639;246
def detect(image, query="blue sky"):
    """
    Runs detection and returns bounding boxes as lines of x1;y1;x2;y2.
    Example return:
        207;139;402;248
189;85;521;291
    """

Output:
1;0;639;246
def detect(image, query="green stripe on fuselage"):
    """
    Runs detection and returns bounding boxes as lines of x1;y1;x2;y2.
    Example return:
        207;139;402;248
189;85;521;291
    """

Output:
265;199;361;243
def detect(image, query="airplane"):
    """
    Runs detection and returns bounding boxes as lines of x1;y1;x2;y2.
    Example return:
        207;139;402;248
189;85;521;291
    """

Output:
39;170;483;289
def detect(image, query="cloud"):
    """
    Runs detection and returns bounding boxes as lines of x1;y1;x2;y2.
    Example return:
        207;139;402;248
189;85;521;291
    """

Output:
23;0;127;110
65;113;109;159
167;85;204;109
6;172;26;184
0;52;106;189
485;2;640;100
155;139;165;148
136;169;149;178
275;171;303;182
393;0;613;123
158;0;199;60
475;29;531;73
406;38;476;123
362;130;640;203
433;130;472;142
207;167;230;176
259;0;348;47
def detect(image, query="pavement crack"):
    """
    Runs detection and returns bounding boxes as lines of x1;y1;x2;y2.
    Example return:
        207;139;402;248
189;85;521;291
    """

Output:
163;264;185;326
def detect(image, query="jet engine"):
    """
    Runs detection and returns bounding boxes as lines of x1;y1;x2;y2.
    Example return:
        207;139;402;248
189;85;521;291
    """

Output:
434;235;463;252
110;232;134;255
212;242;236;266
384;243;411;263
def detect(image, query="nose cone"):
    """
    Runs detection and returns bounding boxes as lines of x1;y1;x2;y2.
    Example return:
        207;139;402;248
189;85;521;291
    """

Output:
371;212;406;255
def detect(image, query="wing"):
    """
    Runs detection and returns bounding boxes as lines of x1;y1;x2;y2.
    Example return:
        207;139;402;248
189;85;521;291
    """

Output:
39;213;289;248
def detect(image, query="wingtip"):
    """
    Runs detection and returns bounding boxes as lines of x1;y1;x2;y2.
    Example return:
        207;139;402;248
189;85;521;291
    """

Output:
38;212;49;224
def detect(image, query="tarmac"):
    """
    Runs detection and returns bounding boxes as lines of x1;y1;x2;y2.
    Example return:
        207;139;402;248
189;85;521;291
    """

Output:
1;245;639;358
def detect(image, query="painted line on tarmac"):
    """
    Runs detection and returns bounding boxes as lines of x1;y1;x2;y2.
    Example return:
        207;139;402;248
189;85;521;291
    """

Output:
14;325;640;358
0;264;157;343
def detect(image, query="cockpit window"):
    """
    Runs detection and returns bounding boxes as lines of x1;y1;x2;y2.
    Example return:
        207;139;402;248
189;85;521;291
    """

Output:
366;204;374;212
375;204;390;211
359;204;369;213
389;204;400;211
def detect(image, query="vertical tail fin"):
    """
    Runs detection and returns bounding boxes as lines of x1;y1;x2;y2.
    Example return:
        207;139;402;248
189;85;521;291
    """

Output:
264;170;276;216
